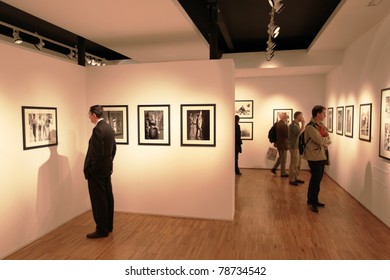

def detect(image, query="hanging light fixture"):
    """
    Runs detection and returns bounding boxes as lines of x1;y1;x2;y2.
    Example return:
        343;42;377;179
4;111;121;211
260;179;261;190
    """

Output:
13;29;23;44
265;1;285;61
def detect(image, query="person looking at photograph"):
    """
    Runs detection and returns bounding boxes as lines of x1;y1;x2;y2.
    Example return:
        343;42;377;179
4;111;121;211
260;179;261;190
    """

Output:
288;111;305;186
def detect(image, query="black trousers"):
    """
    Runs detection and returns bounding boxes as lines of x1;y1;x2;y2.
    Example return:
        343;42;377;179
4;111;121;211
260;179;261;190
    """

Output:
307;160;326;206
88;175;114;234
235;151;240;173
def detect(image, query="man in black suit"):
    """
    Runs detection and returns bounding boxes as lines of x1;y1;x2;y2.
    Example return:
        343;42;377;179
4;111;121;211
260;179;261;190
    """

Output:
84;105;116;238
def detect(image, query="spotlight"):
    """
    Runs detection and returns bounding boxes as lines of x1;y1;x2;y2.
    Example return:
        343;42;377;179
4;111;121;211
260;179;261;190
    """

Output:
267;39;276;50
13;30;23;44
85;56;92;65
66;49;76;60
266;51;274;61
268;23;280;38
35;37;45;51
274;0;285;14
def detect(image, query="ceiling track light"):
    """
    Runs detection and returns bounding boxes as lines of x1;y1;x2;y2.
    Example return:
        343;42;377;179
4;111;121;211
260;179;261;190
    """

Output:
13;29;23;44
35;36;45;50
265;2;284;61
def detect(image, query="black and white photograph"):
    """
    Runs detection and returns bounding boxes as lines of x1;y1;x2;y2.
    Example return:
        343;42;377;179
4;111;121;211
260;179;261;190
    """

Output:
102;105;128;144
138;105;170;145
235;100;254;119
22;106;58;150
181;104;216;146
345;105;354;138
336;106;344;135
359;103;372;142
327;107;333;133
240;122;253;140
273;108;293;125
380;88;390;159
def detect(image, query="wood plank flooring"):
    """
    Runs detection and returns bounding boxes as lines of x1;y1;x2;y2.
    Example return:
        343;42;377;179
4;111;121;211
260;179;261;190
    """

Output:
5;169;390;260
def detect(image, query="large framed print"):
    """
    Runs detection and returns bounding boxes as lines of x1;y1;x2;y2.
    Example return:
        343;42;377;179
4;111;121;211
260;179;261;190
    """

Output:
102;105;128;144
240;122;253;140
273;108;293;125
327;107;333;133
138;105;170;146
336;106;344;135
380;88;390;160
235;100;253;119
181;104;216;147
345;105;354;138
359;103;372;142
22;106;58;150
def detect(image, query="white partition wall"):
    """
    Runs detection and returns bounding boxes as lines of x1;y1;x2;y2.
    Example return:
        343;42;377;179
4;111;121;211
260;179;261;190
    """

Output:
86;59;235;220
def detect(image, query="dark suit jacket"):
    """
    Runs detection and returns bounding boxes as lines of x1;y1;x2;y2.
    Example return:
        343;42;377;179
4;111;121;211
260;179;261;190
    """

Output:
84;120;116;179
235;123;242;154
274;120;288;150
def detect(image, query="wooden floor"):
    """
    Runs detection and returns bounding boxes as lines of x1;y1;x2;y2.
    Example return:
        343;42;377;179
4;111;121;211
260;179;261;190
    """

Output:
5;169;390;260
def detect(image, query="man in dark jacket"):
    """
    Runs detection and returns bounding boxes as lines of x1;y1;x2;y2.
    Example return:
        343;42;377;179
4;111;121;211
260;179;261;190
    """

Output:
84;105;117;238
271;112;289;177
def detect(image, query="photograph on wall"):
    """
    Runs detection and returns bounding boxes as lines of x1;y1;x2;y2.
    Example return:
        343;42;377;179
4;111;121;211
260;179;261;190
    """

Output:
327;107;333;133
138;105;170;146
22;106;58;150
273;109;293;125
345;105;354;138
240;122;253;140
336;106;344;135
102;105;128;144
380;88;390;159
181;104;216;147
359;103;372;142
235;100;253;119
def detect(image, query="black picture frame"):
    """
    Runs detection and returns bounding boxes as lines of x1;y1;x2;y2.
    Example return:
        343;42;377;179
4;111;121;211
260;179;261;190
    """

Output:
359;103;372;142
240;122;253;140
336;106;344;135
379;88;390;160
22;106;58;150
138;105;170;146
181;104;216;147
102;105;129;144
273;108;293;125
327;107;333;133
235;100;254;119
345;105;354;138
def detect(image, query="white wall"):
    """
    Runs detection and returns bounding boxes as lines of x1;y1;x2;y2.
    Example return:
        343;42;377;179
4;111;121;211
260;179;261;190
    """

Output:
235;75;325;169
0;43;90;258
325;14;390;227
86;59;235;220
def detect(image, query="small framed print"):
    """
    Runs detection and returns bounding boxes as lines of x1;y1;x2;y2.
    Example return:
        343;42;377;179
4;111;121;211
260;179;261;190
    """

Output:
181;104;216;147
240;122;253;140
102;105;128;144
336;106;344;135
345;105;354;138
138;105;170;146
273;109;293;125
327;107;333;133
235;100;253;119
379;88;390;160
22;106;58;150
359;103;372;142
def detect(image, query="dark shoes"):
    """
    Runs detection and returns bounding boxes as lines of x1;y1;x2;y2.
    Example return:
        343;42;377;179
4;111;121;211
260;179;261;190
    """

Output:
271;168;276;174
309;205;319;213
281;174;289;177
289;181;299;186
236;171;242;175
86;231;109;239
317;202;325;208
295;179;305;184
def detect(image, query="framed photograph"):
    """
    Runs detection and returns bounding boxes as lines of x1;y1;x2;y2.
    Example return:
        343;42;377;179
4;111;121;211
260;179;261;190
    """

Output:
240;122;253;140
235;100;253;119
380;88;390;160
138;105;170;146
181;104;216;147
345;105;354;138
102;105;128;144
336;106;344;135
327;107;333;133
359;103;372;142
22;106;58;150
273;109;293;125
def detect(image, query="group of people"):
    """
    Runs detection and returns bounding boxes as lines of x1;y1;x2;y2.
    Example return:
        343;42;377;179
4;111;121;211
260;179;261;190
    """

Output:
235;105;331;213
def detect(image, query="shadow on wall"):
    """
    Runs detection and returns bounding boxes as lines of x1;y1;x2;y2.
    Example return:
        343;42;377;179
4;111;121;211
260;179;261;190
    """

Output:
360;161;373;209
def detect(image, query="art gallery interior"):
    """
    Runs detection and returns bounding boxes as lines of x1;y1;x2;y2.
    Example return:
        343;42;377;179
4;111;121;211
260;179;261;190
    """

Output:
1;0;390;259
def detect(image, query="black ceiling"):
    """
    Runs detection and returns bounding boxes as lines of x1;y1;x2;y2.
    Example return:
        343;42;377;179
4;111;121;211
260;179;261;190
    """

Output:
0;0;341;62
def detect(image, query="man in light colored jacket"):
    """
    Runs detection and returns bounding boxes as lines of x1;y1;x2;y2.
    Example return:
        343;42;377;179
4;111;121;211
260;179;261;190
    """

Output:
303;105;331;213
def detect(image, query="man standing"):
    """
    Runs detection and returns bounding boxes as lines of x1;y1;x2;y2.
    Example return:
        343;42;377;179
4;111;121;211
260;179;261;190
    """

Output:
303;105;331;213
271;112;289;177
84;105;117;238
288;111;305;186
235;115;242;175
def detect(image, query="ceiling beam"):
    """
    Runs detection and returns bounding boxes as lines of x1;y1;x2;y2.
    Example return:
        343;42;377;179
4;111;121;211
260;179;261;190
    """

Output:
217;8;234;51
